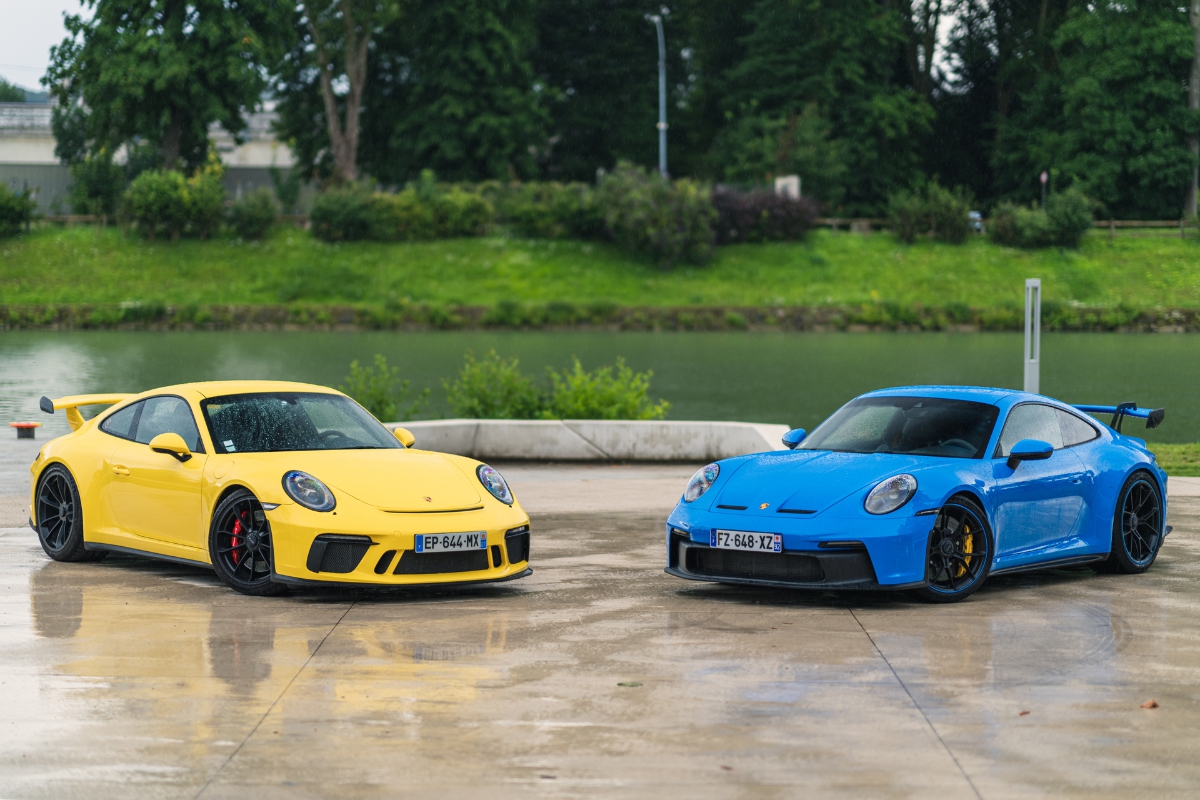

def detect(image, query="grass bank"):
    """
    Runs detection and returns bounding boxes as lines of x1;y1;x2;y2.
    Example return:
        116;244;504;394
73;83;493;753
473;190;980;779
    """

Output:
3;226;1200;330
1149;444;1200;477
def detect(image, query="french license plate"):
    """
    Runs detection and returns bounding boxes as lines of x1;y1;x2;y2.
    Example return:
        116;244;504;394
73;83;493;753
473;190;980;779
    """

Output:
415;532;487;553
710;530;782;553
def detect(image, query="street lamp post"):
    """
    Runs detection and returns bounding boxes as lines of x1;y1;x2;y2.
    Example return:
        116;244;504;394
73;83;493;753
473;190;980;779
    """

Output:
648;13;668;177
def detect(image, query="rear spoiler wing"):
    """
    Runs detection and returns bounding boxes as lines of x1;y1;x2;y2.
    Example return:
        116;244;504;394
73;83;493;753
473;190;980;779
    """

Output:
40;394;131;432
1073;403;1164;434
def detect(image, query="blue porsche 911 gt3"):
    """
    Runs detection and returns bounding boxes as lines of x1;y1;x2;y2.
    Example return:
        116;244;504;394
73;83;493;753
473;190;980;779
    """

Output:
665;386;1169;602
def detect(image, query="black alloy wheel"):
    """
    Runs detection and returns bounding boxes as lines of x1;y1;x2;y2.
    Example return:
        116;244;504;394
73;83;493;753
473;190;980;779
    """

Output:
35;464;104;562
912;496;992;603
209;488;286;596
1105;471;1163;574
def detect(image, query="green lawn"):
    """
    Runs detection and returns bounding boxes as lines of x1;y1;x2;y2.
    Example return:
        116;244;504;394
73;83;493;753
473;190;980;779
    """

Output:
1149;444;1200;477
3;225;1199;309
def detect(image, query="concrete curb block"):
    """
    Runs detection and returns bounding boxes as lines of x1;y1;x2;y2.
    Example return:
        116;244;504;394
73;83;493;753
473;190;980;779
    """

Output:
384;419;790;462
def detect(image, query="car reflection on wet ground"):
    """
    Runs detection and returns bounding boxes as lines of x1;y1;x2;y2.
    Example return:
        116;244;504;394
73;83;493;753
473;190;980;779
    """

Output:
2;456;1200;798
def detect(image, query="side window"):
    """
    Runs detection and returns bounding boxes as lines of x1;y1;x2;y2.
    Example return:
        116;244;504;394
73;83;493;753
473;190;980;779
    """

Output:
995;403;1065;457
100;401;143;441
134;396;205;453
1057;409;1100;447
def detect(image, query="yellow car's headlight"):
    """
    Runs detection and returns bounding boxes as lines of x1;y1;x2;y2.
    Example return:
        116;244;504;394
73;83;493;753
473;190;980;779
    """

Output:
283;471;337;512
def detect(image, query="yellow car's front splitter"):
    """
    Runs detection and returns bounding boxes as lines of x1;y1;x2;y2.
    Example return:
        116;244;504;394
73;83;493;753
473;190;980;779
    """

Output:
265;503;532;589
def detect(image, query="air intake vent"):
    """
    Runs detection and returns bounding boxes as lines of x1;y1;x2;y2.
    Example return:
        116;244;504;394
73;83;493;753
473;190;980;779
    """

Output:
686;548;823;582
393;549;489;575
306;535;373;574
505;527;530;564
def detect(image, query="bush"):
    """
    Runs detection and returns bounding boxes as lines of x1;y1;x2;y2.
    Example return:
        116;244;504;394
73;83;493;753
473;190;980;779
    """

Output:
339;354;429;422
0;184;36;237
596;161;716;268
433;188;493;237
444;350;544;419
542;358;670;420
888;182;972;244
711;188;818;244
498;182;604;239
989;202;1049;248
367;189;436;241
68;151;124;217
124;170;189;239
227;188;278;240
122;160;225;239
1045;188;1094;247
310;183;374;242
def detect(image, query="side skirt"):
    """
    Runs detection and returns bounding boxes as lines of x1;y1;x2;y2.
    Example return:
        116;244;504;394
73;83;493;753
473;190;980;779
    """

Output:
84;542;214;571
988;553;1107;577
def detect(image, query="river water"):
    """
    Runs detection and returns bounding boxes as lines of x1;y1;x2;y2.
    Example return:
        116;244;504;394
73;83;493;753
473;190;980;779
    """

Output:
1;330;1197;442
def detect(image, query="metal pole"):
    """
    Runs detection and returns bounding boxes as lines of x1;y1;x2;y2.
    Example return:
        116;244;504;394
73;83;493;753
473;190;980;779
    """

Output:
650;14;668;177
1024;279;1041;394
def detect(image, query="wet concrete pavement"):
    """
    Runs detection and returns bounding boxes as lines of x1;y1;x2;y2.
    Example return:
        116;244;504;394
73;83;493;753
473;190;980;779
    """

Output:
3;443;1200;797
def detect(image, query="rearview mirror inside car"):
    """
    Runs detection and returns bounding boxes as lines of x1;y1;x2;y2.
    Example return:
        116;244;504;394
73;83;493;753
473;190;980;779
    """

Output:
148;432;192;463
1006;438;1053;469
782;429;807;450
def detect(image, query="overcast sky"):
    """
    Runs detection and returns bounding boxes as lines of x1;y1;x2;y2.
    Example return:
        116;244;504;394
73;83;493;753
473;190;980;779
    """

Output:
0;0;88;90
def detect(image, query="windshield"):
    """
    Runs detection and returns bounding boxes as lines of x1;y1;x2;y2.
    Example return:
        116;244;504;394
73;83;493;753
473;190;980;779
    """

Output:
798;396;999;459
200;392;402;454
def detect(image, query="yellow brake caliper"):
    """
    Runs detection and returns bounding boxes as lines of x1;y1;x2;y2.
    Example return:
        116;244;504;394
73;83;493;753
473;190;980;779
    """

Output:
955;523;974;578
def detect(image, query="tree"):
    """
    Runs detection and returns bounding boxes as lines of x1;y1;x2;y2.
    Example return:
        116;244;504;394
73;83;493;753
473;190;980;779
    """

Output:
723;0;932;215
0;78;25;103
44;0;287;170
1188;0;1200;218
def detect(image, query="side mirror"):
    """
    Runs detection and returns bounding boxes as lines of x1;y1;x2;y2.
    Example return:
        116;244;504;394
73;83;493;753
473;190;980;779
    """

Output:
393;427;415;448
782;429;807;450
149;432;192;463
1006;438;1053;469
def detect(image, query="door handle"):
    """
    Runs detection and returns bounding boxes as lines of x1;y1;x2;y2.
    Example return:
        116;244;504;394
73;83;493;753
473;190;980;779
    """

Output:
112;465;130;476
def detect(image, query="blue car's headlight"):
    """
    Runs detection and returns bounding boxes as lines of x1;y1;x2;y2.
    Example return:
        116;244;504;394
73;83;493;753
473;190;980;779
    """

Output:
477;465;514;505
864;474;917;515
283;470;337;512
684;463;720;502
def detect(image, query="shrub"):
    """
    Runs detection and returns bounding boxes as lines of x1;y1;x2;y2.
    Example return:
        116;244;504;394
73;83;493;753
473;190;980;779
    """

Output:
185;158;225;239
888;181;971;244
498;182;604;239
227;188;278;240
596;161;716;268
124;170;189;239
310;183;374;242
339;354;429;422
433;188;493;237
444;350;545;419
711;188;818;244
989;202;1054;248
68;151;124;217
367;189;436;241
1045;188;1094;247
542;358;670;420
0;184;36;237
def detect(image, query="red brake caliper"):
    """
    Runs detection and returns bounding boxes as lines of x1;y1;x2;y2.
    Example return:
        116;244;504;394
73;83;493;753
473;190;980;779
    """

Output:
231;516;243;565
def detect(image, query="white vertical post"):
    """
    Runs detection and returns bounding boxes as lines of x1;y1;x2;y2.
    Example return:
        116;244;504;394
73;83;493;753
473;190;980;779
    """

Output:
1024;279;1041;394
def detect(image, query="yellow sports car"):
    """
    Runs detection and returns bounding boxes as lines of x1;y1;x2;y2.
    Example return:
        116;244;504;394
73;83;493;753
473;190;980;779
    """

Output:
28;381;532;595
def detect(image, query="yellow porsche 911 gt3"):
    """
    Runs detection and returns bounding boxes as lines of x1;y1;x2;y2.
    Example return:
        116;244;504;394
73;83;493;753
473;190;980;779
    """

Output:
28;381;532;595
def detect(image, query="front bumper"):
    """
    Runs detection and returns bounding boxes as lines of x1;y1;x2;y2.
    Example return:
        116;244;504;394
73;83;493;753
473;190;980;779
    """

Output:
266;501;532;587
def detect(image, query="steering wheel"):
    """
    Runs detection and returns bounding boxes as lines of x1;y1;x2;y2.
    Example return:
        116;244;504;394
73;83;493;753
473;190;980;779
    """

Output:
941;438;975;451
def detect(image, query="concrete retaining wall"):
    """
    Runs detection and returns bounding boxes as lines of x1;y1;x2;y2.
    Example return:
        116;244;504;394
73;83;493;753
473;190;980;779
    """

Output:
384;419;790;462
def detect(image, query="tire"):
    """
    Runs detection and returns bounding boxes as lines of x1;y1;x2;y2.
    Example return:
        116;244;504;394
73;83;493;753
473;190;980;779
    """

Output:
35;464;105;563
1103;470;1164;575
911;495;993;604
209;488;286;596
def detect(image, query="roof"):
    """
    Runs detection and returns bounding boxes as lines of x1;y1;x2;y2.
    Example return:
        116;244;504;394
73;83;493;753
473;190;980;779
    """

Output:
0;103;52;133
858;385;1021;404
146;381;343;399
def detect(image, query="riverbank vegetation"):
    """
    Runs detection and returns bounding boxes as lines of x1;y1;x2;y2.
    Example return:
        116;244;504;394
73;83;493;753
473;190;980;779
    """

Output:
3;226;1200;331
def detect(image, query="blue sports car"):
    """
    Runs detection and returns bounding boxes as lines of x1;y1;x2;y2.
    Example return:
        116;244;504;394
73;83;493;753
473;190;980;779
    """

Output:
665;386;1169;602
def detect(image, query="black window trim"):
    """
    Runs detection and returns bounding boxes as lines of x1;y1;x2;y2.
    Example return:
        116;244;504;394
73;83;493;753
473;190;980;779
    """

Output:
100;394;206;454
98;400;144;442
992;401;1100;459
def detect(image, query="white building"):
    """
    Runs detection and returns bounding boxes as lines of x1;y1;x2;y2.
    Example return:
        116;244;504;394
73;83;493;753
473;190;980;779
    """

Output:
0;101;297;211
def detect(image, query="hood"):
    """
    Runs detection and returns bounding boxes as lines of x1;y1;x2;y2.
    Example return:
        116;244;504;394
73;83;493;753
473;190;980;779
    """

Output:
712;450;926;516
257;449;482;512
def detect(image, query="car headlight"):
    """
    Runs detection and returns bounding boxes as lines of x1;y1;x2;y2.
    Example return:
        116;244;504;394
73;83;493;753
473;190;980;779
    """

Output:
864;474;917;515
684;463;720;502
477;465;514;505
282;470;336;512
